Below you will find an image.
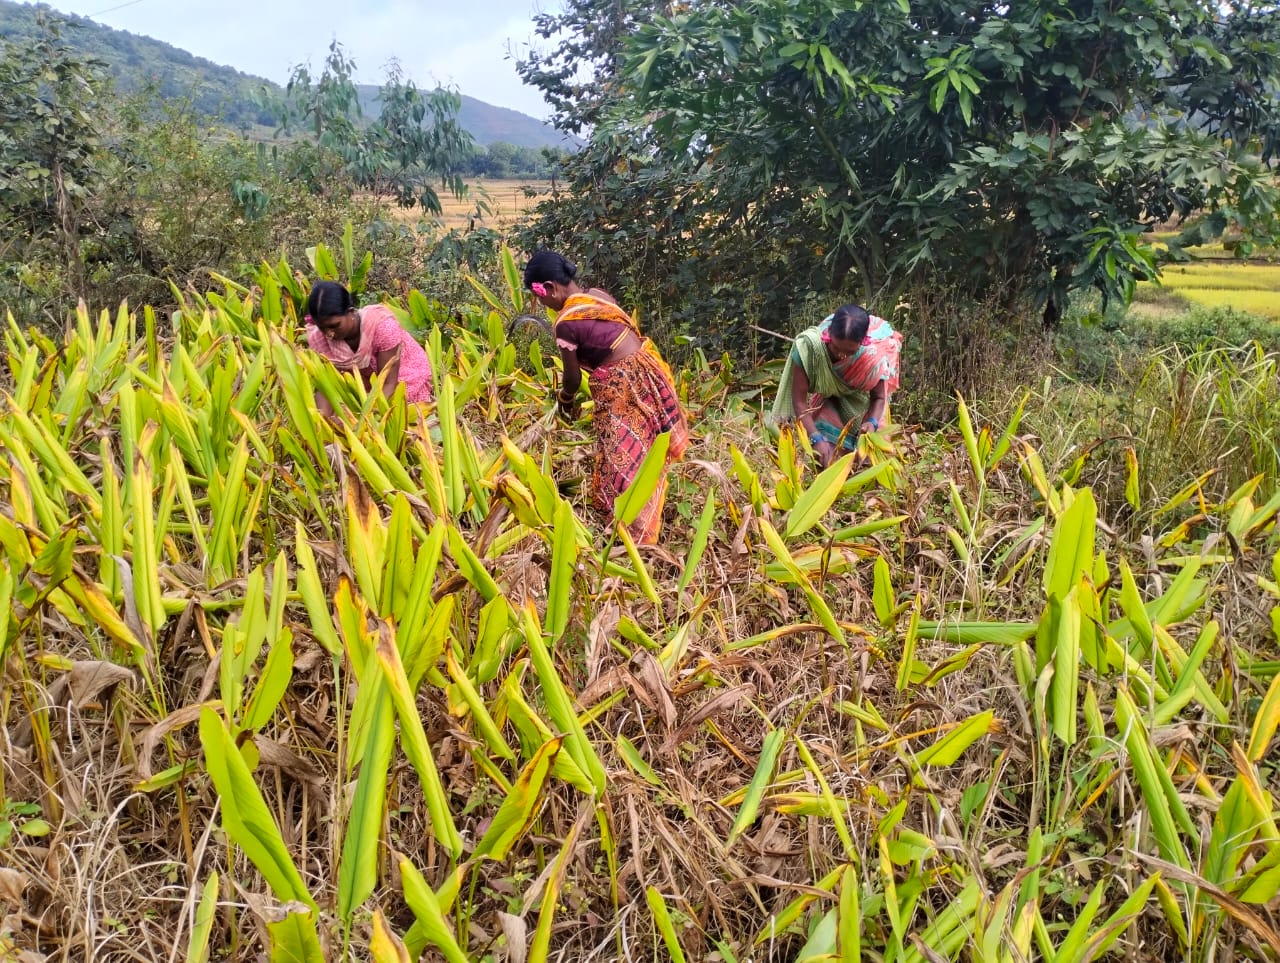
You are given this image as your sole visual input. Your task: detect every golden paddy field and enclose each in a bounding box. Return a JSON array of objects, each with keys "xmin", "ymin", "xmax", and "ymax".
[
  {"xmin": 436, "ymin": 178, "xmax": 553, "ymax": 231},
  {"xmin": 1133, "ymin": 256, "xmax": 1280, "ymax": 320}
]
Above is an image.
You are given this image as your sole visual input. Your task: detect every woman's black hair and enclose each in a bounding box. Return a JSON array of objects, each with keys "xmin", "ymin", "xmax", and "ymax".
[
  {"xmin": 829, "ymin": 303, "xmax": 871, "ymax": 343},
  {"xmin": 307, "ymin": 280, "xmax": 354, "ymax": 321},
  {"xmin": 523, "ymin": 250, "xmax": 577, "ymax": 289}
]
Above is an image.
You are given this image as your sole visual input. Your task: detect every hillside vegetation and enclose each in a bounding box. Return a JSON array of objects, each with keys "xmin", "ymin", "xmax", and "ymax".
[
  {"xmin": 0, "ymin": 247, "xmax": 1278, "ymax": 961},
  {"xmin": 0, "ymin": 0, "xmax": 567, "ymax": 148}
]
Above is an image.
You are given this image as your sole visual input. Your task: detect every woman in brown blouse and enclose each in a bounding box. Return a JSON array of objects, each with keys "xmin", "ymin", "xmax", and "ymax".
[{"xmin": 524, "ymin": 250, "xmax": 689, "ymax": 544}]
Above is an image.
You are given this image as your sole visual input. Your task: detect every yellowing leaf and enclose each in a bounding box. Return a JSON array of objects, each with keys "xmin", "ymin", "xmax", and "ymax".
[
  {"xmin": 474, "ymin": 737, "xmax": 562, "ymax": 861},
  {"xmin": 615, "ymin": 431, "xmax": 671, "ymax": 527},
  {"xmin": 1043, "ymin": 487, "xmax": 1096, "ymax": 601},
  {"xmin": 1124, "ymin": 446, "xmax": 1140, "ymax": 510},
  {"xmin": 913, "ymin": 710, "xmax": 998, "ymax": 767},
  {"xmin": 785, "ymin": 452, "xmax": 854, "ymax": 538},
  {"xmin": 1248, "ymin": 670, "xmax": 1280, "ymax": 762}
]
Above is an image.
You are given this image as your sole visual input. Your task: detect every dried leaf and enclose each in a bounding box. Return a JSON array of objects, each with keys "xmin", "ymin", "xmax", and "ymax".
[
  {"xmin": 253, "ymin": 736, "xmax": 325, "ymax": 788},
  {"xmin": 137, "ymin": 702, "xmax": 217, "ymax": 781},
  {"xmin": 585, "ymin": 603, "xmax": 621, "ymax": 687},
  {"xmin": 496, "ymin": 912, "xmax": 528, "ymax": 963},
  {"xmin": 662, "ymin": 684, "xmax": 755, "ymax": 754},
  {"xmin": 632, "ymin": 650, "xmax": 677, "ymax": 729},
  {"xmin": 64, "ymin": 660, "xmax": 135, "ymax": 709},
  {"xmin": 0, "ymin": 868, "xmax": 28, "ymax": 907}
]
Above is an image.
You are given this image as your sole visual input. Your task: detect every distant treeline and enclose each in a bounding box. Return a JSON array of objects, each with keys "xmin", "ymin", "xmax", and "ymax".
[{"xmin": 454, "ymin": 142, "xmax": 571, "ymax": 179}]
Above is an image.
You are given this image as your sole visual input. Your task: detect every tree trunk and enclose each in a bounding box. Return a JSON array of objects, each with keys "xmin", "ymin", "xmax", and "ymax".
[{"xmin": 53, "ymin": 157, "xmax": 87, "ymax": 310}]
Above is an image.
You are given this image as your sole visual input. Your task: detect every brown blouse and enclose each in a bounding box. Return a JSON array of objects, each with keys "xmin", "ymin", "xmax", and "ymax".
[{"xmin": 555, "ymin": 317, "xmax": 630, "ymax": 371}]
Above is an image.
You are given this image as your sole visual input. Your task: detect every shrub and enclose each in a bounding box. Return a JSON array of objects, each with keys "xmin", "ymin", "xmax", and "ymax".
[{"xmin": 1129, "ymin": 304, "xmax": 1280, "ymax": 352}]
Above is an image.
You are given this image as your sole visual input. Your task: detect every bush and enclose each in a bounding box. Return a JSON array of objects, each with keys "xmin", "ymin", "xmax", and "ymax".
[
  {"xmin": 1052, "ymin": 294, "xmax": 1280, "ymax": 385},
  {"xmin": 1053, "ymin": 292, "xmax": 1132, "ymax": 383},
  {"xmin": 1128, "ymin": 304, "xmax": 1280, "ymax": 352},
  {"xmin": 1026, "ymin": 343, "xmax": 1280, "ymax": 523}
]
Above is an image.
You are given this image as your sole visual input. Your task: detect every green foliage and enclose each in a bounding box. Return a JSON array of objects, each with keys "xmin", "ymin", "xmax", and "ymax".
[
  {"xmin": 0, "ymin": 17, "xmax": 108, "ymax": 316},
  {"xmin": 1026, "ymin": 342, "xmax": 1280, "ymax": 526},
  {"xmin": 0, "ymin": 798, "xmax": 48, "ymax": 847},
  {"xmin": 1, "ymin": 2, "xmax": 563, "ymax": 146},
  {"xmin": 95, "ymin": 98, "xmax": 374, "ymax": 308},
  {"xmin": 453, "ymin": 141, "xmax": 570, "ymax": 179},
  {"xmin": 1055, "ymin": 290, "xmax": 1280, "ymax": 384},
  {"xmin": 0, "ymin": 0, "xmax": 275, "ymax": 129},
  {"xmin": 1133, "ymin": 304, "xmax": 1280, "ymax": 352},
  {"xmin": 0, "ymin": 20, "xmax": 444, "ymax": 324},
  {"xmin": 3, "ymin": 273, "xmax": 1280, "ymax": 960},
  {"xmin": 519, "ymin": 0, "xmax": 1280, "ymax": 340},
  {"xmin": 274, "ymin": 42, "xmax": 472, "ymax": 213}
]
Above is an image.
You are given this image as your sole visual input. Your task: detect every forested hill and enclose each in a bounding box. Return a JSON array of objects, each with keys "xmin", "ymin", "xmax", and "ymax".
[{"xmin": 0, "ymin": 0, "xmax": 571, "ymax": 148}]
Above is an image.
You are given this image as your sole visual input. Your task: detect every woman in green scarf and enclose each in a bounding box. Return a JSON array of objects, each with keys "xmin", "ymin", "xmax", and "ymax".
[{"xmin": 770, "ymin": 304, "xmax": 902, "ymax": 467}]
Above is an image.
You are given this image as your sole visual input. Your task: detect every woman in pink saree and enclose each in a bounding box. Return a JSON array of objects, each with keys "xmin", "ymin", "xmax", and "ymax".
[
  {"xmin": 770, "ymin": 303, "xmax": 902, "ymax": 467},
  {"xmin": 303, "ymin": 281, "xmax": 434, "ymax": 415}
]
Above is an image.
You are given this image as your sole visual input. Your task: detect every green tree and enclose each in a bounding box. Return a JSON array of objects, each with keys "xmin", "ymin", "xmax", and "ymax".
[
  {"xmin": 0, "ymin": 19, "xmax": 411, "ymax": 324},
  {"xmin": 517, "ymin": 5, "xmax": 795, "ymax": 347},
  {"xmin": 520, "ymin": 0, "xmax": 1280, "ymax": 331},
  {"xmin": 277, "ymin": 43, "xmax": 472, "ymax": 213},
  {"xmin": 0, "ymin": 17, "xmax": 108, "ymax": 312},
  {"xmin": 91, "ymin": 94, "xmax": 375, "ymax": 310}
]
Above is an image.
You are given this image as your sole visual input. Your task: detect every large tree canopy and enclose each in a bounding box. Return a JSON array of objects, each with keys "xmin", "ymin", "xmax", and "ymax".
[{"xmin": 521, "ymin": 0, "xmax": 1280, "ymax": 330}]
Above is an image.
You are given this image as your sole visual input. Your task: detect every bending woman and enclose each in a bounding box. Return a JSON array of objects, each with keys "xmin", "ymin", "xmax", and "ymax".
[
  {"xmin": 524, "ymin": 250, "xmax": 689, "ymax": 544},
  {"xmin": 770, "ymin": 304, "xmax": 901, "ymax": 468},
  {"xmin": 304, "ymin": 281, "xmax": 434, "ymax": 414}
]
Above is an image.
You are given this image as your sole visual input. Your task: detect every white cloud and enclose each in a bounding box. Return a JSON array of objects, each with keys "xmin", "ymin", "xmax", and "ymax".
[{"xmin": 25, "ymin": 0, "xmax": 555, "ymax": 118}]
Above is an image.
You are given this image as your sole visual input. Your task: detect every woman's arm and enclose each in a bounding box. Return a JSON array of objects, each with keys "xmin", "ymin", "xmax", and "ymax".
[
  {"xmin": 374, "ymin": 346, "xmax": 402, "ymax": 398},
  {"xmin": 861, "ymin": 381, "xmax": 888, "ymax": 432},
  {"xmin": 559, "ymin": 347, "xmax": 582, "ymax": 402},
  {"xmin": 792, "ymin": 364, "xmax": 829, "ymax": 439},
  {"xmin": 791, "ymin": 363, "xmax": 836, "ymax": 466}
]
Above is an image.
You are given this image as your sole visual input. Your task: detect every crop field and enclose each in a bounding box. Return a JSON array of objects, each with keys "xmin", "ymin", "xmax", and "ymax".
[
  {"xmin": 435, "ymin": 179, "xmax": 554, "ymax": 231},
  {"xmin": 1, "ymin": 247, "xmax": 1279, "ymax": 961},
  {"xmin": 1133, "ymin": 257, "xmax": 1280, "ymax": 320}
]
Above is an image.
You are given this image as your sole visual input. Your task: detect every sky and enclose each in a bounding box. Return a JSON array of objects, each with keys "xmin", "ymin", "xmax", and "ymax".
[{"xmin": 29, "ymin": 0, "xmax": 559, "ymax": 119}]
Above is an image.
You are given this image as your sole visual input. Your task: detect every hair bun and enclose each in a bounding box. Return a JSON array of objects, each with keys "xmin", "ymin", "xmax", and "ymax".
[{"xmin": 563, "ymin": 258, "xmax": 577, "ymax": 279}]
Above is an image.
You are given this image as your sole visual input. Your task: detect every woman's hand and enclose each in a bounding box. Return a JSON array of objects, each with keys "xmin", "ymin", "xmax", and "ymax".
[
  {"xmin": 314, "ymin": 391, "xmax": 337, "ymax": 419},
  {"xmin": 557, "ymin": 390, "xmax": 579, "ymax": 422},
  {"xmin": 814, "ymin": 439, "xmax": 837, "ymax": 467}
]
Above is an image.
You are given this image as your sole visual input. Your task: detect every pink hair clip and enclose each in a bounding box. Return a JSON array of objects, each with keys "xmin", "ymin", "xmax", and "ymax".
[
  {"xmin": 530, "ymin": 282, "xmax": 549, "ymax": 298},
  {"xmin": 862, "ymin": 335, "xmax": 872, "ymax": 345},
  {"xmin": 303, "ymin": 314, "xmax": 313, "ymax": 323},
  {"xmin": 820, "ymin": 330, "xmax": 832, "ymax": 343}
]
